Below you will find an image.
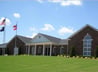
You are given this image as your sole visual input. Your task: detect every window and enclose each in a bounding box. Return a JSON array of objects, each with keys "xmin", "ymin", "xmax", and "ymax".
[{"xmin": 83, "ymin": 34, "xmax": 92, "ymax": 56}]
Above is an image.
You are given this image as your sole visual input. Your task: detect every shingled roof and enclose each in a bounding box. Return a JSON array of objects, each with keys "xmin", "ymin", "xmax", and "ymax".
[
  {"xmin": 2, "ymin": 34, "xmax": 68, "ymax": 46},
  {"xmin": 38, "ymin": 33, "xmax": 61, "ymax": 43},
  {"xmin": 8, "ymin": 35, "xmax": 32, "ymax": 45},
  {"xmin": 0, "ymin": 43, "xmax": 7, "ymax": 48},
  {"xmin": 17, "ymin": 35, "xmax": 32, "ymax": 44},
  {"xmin": 59, "ymin": 39, "xmax": 68, "ymax": 45}
]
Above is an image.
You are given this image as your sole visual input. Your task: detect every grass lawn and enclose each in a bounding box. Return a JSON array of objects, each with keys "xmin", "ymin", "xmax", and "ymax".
[{"xmin": 0, "ymin": 56, "xmax": 98, "ymax": 72}]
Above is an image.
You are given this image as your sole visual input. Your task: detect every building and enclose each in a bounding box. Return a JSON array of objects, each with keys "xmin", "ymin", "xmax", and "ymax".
[
  {"xmin": 0, "ymin": 25, "xmax": 98, "ymax": 56},
  {"xmin": 68, "ymin": 25, "xmax": 98, "ymax": 56}
]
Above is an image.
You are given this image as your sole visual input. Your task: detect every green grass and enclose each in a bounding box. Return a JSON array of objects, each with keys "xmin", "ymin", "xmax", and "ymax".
[{"xmin": 0, "ymin": 56, "xmax": 98, "ymax": 72}]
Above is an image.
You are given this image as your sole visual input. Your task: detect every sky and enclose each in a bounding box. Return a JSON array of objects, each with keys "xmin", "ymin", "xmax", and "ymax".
[{"xmin": 0, "ymin": 0, "xmax": 98, "ymax": 44}]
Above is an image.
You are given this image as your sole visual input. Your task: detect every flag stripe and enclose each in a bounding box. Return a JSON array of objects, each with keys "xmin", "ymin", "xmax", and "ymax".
[
  {"xmin": 0, "ymin": 19, "xmax": 6, "ymax": 25},
  {"xmin": 13, "ymin": 25, "xmax": 17, "ymax": 30}
]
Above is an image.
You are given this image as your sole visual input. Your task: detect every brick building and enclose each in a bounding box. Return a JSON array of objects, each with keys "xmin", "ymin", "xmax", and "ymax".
[{"xmin": 0, "ymin": 25, "xmax": 98, "ymax": 56}]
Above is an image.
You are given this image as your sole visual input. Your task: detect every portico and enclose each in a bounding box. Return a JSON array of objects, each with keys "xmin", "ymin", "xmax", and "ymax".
[
  {"xmin": 25, "ymin": 42, "xmax": 67, "ymax": 56},
  {"xmin": 26, "ymin": 43, "xmax": 54, "ymax": 56}
]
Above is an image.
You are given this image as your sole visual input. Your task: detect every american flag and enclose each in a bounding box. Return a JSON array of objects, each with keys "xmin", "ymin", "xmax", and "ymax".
[
  {"xmin": 13, "ymin": 24, "xmax": 17, "ymax": 30},
  {"xmin": 0, "ymin": 19, "xmax": 6, "ymax": 25}
]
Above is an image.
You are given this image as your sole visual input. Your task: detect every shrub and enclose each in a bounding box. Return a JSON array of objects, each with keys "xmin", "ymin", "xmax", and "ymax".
[
  {"xmin": 70, "ymin": 46, "xmax": 76, "ymax": 57},
  {"xmin": 95, "ymin": 46, "xmax": 98, "ymax": 58}
]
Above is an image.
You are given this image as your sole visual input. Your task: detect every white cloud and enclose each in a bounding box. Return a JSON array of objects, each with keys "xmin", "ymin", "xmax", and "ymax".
[
  {"xmin": 13, "ymin": 13, "xmax": 21, "ymax": 18},
  {"xmin": 37, "ymin": 0, "xmax": 44, "ymax": 3},
  {"xmin": 29, "ymin": 27, "xmax": 37, "ymax": 32},
  {"xmin": 48, "ymin": 0, "xmax": 61, "ymax": 3},
  {"xmin": 37, "ymin": 0, "xmax": 82, "ymax": 6},
  {"xmin": 60, "ymin": 0, "xmax": 82, "ymax": 6},
  {"xmin": 31, "ymin": 33, "xmax": 38, "ymax": 38},
  {"xmin": 41, "ymin": 24, "xmax": 55, "ymax": 31},
  {"xmin": 27, "ymin": 33, "xmax": 38, "ymax": 38},
  {"xmin": 0, "ymin": 17, "xmax": 11, "ymax": 26},
  {"xmin": 58, "ymin": 26, "xmax": 74, "ymax": 35}
]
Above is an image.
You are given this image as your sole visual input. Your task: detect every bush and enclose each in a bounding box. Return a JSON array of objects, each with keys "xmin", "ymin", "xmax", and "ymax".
[
  {"xmin": 94, "ymin": 46, "xmax": 98, "ymax": 58},
  {"xmin": 70, "ymin": 46, "xmax": 76, "ymax": 57}
]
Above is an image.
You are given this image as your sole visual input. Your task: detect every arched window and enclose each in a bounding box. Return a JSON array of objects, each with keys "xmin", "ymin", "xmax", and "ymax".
[{"xmin": 83, "ymin": 34, "xmax": 92, "ymax": 56}]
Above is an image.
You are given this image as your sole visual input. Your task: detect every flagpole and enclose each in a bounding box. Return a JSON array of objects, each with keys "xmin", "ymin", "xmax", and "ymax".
[
  {"xmin": 3, "ymin": 23, "xmax": 6, "ymax": 43},
  {"xmin": 14, "ymin": 22, "xmax": 18, "ymax": 55},
  {"xmin": 3, "ymin": 18, "xmax": 6, "ymax": 55},
  {"xmin": 15, "ymin": 22, "xmax": 17, "ymax": 47}
]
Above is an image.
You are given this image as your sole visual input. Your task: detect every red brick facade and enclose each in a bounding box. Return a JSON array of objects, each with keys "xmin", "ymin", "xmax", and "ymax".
[
  {"xmin": 68, "ymin": 25, "xmax": 98, "ymax": 56},
  {"xmin": 7, "ymin": 37, "xmax": 26, "ymax": 55}
]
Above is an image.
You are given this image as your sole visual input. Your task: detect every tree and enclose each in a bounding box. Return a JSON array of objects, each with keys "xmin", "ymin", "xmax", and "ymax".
[
  {"xmin": 95, "ymin": 46, "xmax": 98, "ymax": 58},
  {"xmin": 70, "ymin": 46, "xmax": 76, "ymax": 57}
]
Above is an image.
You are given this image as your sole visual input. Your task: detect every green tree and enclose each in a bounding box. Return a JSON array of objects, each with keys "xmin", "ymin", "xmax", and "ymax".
[
  {"xmin": 95, "ymin": 46, "xmax": 98, "ymax": 58},
  {"xmin": 70, "ymin": 46, "xmax": 76, "ymax": 57}
]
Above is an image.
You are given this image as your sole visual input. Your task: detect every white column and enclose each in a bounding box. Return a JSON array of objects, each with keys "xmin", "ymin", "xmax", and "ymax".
[
  {"xmin": 28, "ymin": 45, "xmax": 30, "ymax": 55},
  {"xmin": 50, "ymin": 44, "xmax": 52, "ymax": 56},
  {"xmin": 34, "ymin": 44, "xmax": 36, "ymax": 55},
  {"xmin": 43, "ymin": 44, "xmax": 45, "ymax": 56}
]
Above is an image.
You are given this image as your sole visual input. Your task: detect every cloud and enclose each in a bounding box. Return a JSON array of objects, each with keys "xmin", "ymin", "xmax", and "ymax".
[
  {"xmin": 58, "ymin": 26, "xmax": 74, "ymax": 35},
  {"xmin": 60, "ymin": 0, "xmax": 82, "ymax": 6},
  {"xmin": 29, "ymin": 27, "xmax": 37, "ymax": 32},
  {"xmin": 27, "ymin": 33, "xmax": 38, "ymax": 38},
  {"xmin": 37, "ymin": 0, "xmax": 82, "ymax": 6},
  {"xmin": 41, "ymin": 24, "xmax": 55, "ymax": 31},
  {"xmin": 13, "ymin": 13, "xmax": 21, "ymax": 18},
  {"xmin": 0, "ymin": 17, "xmax": 11, "ymax": 26},
  {"xmin": 48, "ymin": 0, "xmax": 61, "ymax": 3},
  {"xmin": 37, "ymin": 0, "xmax": 44, "ymax": 3},
  {"xmin": 31, "ymin": 33, "xmax": 38, "ymax": 38}
]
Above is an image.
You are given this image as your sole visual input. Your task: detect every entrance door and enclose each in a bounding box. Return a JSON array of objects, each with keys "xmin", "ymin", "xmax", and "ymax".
[{"xmin": 45, "ymin": 48, "xmax": 50, "ymax": 56}]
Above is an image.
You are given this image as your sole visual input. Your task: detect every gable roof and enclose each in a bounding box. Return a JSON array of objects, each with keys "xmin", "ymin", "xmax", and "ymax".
[
  {"xmin": 8, "ymin": 35, "xmax": 32, "ymax": 44},
  {"xmin": 35, "ymin": 33, "xmax": 61, "ymax": 43},
  {"xmin": 68, "ymin": 24, "xmax": 98, "ymax": 39},
  {"xmin": 17, "ymin": 35, "xmax": 32, "ymax": 44}
]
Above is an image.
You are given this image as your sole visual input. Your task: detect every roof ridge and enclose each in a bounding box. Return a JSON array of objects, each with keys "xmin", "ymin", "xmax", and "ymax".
[{"xmin": 68, "ymin": 24, "xmax": 97, "ymax": 39}]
